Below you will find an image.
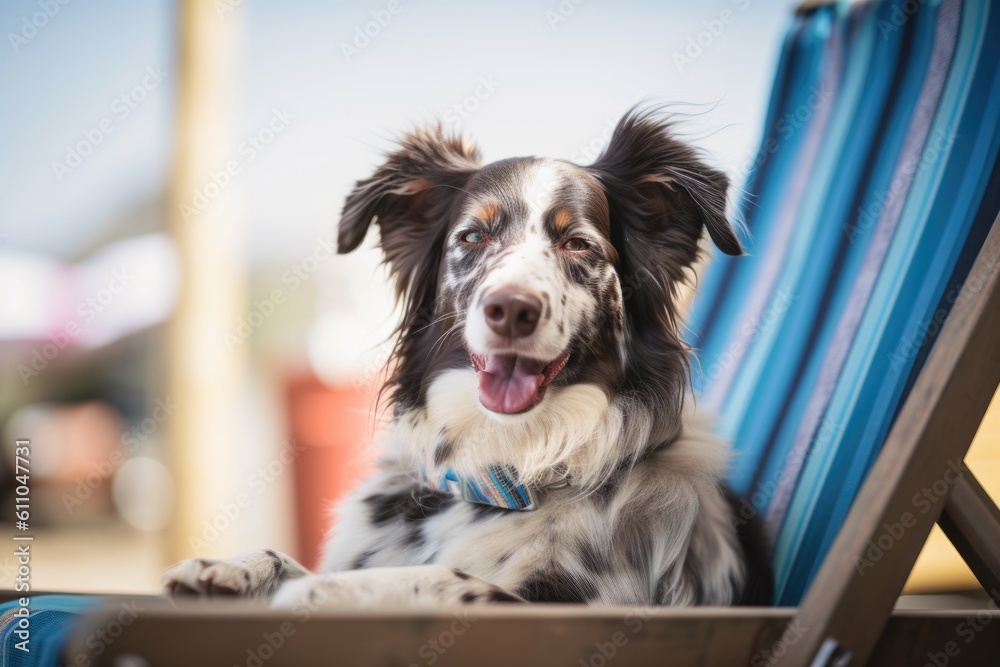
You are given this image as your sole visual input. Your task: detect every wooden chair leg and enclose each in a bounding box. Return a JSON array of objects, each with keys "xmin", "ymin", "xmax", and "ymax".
[{"xmin": 939, "ymin": 468, "xmax": 1000, "ymax": 606}]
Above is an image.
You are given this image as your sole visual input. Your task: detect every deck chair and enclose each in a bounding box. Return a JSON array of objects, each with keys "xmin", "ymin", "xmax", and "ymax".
[{"xmin": 4, "ymin": 0, "xmax": 999, "ymax": 664}]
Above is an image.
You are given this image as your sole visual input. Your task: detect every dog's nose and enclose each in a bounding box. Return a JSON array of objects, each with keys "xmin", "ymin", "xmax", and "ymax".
[{"xmin": 482, "ymin": 290, "xmax": 542, "ymax": 339}]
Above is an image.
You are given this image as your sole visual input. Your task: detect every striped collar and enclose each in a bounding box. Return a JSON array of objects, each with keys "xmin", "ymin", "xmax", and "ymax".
[
  {"xmin": 419, "ymin": 446, "xmax": 571, "ymax": 511},
  {"xmin": 421, "ymin": 461, "xmax": 575, "ymax": 510},
  {"xmin": 430, "ymin": 465, "xmax": 540, "ymax": 510}
]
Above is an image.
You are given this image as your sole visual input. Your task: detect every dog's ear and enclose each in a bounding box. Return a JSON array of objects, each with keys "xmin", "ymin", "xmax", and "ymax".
[
  {"xmin": 338, "ymin": 127, "xmax": 481, "ymax": 299},
  {"xmin": 587, "ymin": 109, "xmax": 744, "ymax": 283}
]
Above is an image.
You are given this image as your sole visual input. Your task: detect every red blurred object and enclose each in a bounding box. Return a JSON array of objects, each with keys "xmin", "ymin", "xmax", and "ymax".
[
  {"xmin": 285, "ymin": 373, "xmax": 379, "ymax": 569},
  {"xmin": 5, "ymin": 400, "xmax": 124, "ymax": 521}
]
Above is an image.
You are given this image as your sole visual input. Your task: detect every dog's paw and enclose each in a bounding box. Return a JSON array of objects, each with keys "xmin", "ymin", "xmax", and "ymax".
[
  {"xmin": 162, "ymin": 558, "xmax": 249, "ymax": 597},
  {"xmin": 270, "ymin": 566, "xmax": 526, "ymax": 610},
  {"xmin": 162, "ymin": 549, "xmax": 307, "ymax": 599}
]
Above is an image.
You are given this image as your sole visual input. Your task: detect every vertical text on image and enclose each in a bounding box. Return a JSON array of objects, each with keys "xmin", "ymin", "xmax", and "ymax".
[{"xmin": 12, "ymin": 438, "xmax": 33, "ymax": 653}]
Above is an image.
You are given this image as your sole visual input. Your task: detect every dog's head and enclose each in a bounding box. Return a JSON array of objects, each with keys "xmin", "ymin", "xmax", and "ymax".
[{"xmin": 338, "ymin": 109, "xmax": 742, "ymax": 449}]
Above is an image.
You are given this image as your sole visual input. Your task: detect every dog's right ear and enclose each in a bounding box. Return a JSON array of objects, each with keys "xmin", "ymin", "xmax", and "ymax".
[{"xmin": 338, "ymin": 127, "xmax": 481, "ymax": 299}]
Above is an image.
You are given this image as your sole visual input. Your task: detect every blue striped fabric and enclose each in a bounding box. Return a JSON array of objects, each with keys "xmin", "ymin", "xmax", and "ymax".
[
  {"xmin": 785, "ymin": 0, "xmax": 1000, "ymax": 602},
  {"xmin": 764, "ymin": 0, "xmax": 957, "ymax": 545},
  {"xmin": 716, "ymin": 1, "xmax": 888, "ymax": 490},
  {"xmin": 688, "ymin": 0, "xmax": 1000, "ymax": 604},
  {"xmin": 0, "ymin": 596, "xmax": 102, "ymax": 667},
  {"xmin": 690, "ymin": 7, "xmax": 838, "ymax": 410}
]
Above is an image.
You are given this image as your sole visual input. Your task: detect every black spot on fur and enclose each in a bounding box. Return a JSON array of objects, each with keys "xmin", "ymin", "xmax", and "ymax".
[
  {"xmin": 453, "ymin": 569, "xmax": 471, "ymax": 580},
  {"xmin": 653, "ymin": 575, "xmax": 668, "ymax": 603},
  {"xmin": 591, "ymin": 477, "xmax": 619, "ymax": 506},
  {"xmin": 365, "ymin": 488, "xmax": 454, "ymax": 525},
  {"xmin": 487, "ymin": 590, "xmax": 522, "ymax": 603},
  {"xmin": 405, "ymin": 525, "xmax": 425, "ymax": 549},
  {"xmin": 496, "ymin": 552, "xmax": 513, "ymax": 565},
  {"xmin": 517, "ymin": 569, "xmax": 596, "ymax": 603},
  {"xmin": 434, "ymin": 440, "xmax": 455, "ymax": 466},
  {"xmin": 351, "ymin": 550, "xmax": 376, "ymax": 570},
  {"xmin": 576, "ymin": 540, "xmax": 612, "ymax": 576},
  {"xmin": 264, "ymin": 550, "xmax": 283, "ymax": 577},
  {"xmin": 623, "ymin": 539, "xmax": 647, "ymax": 574},
  {"xmin": 461, "ymin": 592, "xmax": 478, "ymax": 603},
  {"xmin": 469, "ymin": 502, "xmax": 505, "ymax": 522},
  {"xmin": 724, "ymin": 489, "xmax": 775, "ymax": 606}
]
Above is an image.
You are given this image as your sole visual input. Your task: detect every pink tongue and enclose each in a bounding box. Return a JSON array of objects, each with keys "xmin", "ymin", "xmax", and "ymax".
[{"xmin": 477, "ymin": 355, "xmax": 546, "ymax": 414}]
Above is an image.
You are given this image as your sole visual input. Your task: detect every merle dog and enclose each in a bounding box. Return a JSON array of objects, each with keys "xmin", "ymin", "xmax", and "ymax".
[{"xmin": 164, "ymin": 108, "xmax": 773, "ymax": 609}]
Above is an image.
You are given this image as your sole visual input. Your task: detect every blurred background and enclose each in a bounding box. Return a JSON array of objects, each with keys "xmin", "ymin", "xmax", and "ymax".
[{"xmin": 0, "ymin": 0, "xmax": 994, "ymax": 600}]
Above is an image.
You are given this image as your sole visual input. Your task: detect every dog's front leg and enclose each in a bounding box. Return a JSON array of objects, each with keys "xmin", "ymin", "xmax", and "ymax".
[
  {"xmin": 271, "ymin": 566, "xmax": 525, "ymax": 610},
  {"xmin": 163, "ymin": 549, "xmax": 309, "ymax": 599}
]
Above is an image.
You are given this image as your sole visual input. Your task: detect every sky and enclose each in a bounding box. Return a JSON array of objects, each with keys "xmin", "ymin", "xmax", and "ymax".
[{"xmin": 0, "ymin": 0, "xmax": 799, "ymax": 266}]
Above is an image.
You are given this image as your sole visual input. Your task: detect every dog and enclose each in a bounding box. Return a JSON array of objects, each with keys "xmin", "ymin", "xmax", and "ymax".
[{"xmin": 163, "ymin": 108, "xmax": 773, "ymax": 609}]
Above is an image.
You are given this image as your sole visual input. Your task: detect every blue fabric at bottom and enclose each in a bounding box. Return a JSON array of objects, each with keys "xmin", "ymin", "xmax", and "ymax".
[{"xmin": 0, "ymin": 596, "xmax": 102, "ymax": 667}]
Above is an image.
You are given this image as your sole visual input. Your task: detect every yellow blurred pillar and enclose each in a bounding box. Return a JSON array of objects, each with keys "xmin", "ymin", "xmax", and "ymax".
[{"xmin": 165, "ymin": 0, "xmax": 246, "ymax": 562}]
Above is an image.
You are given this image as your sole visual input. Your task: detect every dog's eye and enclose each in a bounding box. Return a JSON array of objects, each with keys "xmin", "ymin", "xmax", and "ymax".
[
  {"xmin": 563, "ymin": 237, "xmax": 590, "ymax": 252},
  {"xmin": 460, "ymin": 230, "xmax": 486, "ymax": 244}
]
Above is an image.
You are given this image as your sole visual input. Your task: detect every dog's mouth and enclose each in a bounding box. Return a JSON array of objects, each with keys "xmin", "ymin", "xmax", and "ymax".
[{"xmin": 468, "ymin": 350, "xmax": 570, "ymax": 415}]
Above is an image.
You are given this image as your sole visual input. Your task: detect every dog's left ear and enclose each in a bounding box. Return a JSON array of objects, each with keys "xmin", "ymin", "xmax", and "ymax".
[
  {"xmin": 587, "ymin": 109, "xmax": 744, "ymax": 275},
  {"xmin": 338, "ymin": 127, "xmax": 481, "ymax": 301}
]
